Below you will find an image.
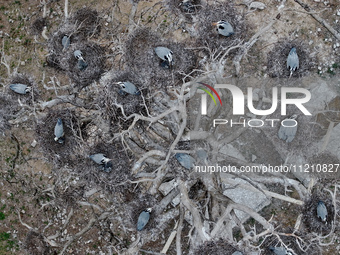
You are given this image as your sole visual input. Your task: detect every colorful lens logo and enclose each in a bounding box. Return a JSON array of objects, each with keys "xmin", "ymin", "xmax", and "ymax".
[{"xmin": 198, "ymin": 82, "xmax": 222, "ymax": 106}]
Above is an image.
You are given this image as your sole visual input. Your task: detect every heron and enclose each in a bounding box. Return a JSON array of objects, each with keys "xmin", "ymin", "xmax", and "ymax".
[
  {"xmin": 269, "ymin": 246, "xmax": 293, "ymax": 255},
  {"xmin": 180, "ymin": 0, "xmax": 195, "ymax": 13},
  {"xmin": 54, "ymin": 118, "xmax": 65, "ymax": 144},
  {"xmin": 9, "ymin": 84, "xmax": 31, "ymax": 95},
  {"xmin": 175, "ymin": 153, "xmax": 195, "ymax": 169},
  {"xmin": 74, "ymin": 50, "xmax": 88, "ymax": 71},
  {"xmin": 62, "ymin": 35, "xmax": 70, "ymax": 50},
  {"xmin": 317, "ymin": 200, "xmax": 328, "ymax": 223},
  {"xmin": 232, "ymin": 251, "xmax": 243, "ymax": 255},
  {"xmin": 278, "ymin": 115, "xmax": 298, "ymax": 143},
  {"xmin": 287, "ymin": 47, "xmax": 299, "ymax": 77},
  {"xmin": 212, "ymin": 20, "xmax": 234, "ymax": 37},
  {"xmin": 89, "ymin": 153, "xmax": 113, "ymax": 173},
  {"xmin": 154, "ymin": 47, "xmax": 173, "ymax": 68},
  {"xmin": 196, "ymin": 149, "xmax": 208, "ymax": 164},
  {"xmin": 116, "ymin": 81, "xmax": 141, "ymax": 95},
  {"xmin": 137, "ymin": 208, "xmax": 152, "ymax": 231}
]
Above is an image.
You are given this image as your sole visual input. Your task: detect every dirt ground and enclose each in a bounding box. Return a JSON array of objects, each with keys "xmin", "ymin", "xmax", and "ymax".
[{"xmin": 0, "ymin": 0, "xmax": 340, "ymax": 254}]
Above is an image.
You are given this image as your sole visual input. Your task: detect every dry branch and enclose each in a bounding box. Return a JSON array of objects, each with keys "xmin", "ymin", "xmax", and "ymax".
[{"xmin": 294, "ymin": 0, "xmax": 340, "ymax": 40}]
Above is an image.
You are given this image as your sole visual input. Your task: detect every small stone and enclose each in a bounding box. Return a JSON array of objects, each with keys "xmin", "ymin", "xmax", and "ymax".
[
  {"xmin": 21, "ymin": 61, "xmax": 25, "ymax": 66},
  {"xmin": 249, "ymin": 1, "xmax": 266, "ymax": 10},
  {"xmin": 159, "ymin": 179, "xmax": 177, "ymax": 196},
  {"xmin": 31, "ymin": 140, "xmax": 37, "ymax": 147},
  {"xmin": 171, "ymin": 194, "xmax": 180, "ymax": 207}
]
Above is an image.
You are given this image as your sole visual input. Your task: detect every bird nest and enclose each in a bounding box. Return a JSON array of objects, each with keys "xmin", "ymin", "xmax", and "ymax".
[
  {"xmin": 70, "ymin": 7, "xmax": 102, "ymax": 38},
  {"xmin": 46, "ymin": 22, "xmax": 86, "ymax": 70},
  {"xmin": 267, "ymin": 39, "xmax": 317, "ymax": 78},
  {"xmin": 63, "ymin": 42, "xmax": 107, "ymax": 88},
  {"xmin": 195, "ymin": 1, "xmax": 247, "ymax": 55},
  {"xmin": 125, "ymin": 27, "xmax": 198, "ymax": 89},
  {"xmin": 260, "ymin": 230, "xmax": 319, "ymax": 255},
  {"xmin": 70, "ymin": 141, "xmax": 134, "ymax": 192},
  {"xmin": 24, "ymin": 230, "xmax": 50, "ymax": 255},
  {"xmin": 196, "ymin": 239, "xmax": 241, "ymax": 255},
  {"xmin": 302, "ymin": 192, "xmax": 335, "ymax": 234},
  {"xmin": 128, "ymin": 193, "xmax": 159, "ymax": 231},
  {"xmin": 35, "ymin": 109, "xmax": 82, "ymax": 168},
  {"xmin": 46, "ymin": 10, "xmax": 106, "ymax": 88},
  {"xmin": 98, "ymin": 71, "xmax": 150, "ymax": 132},
  {"xmin": 166, "ymin": 0, "xmax": 203, "ymax": 20},
  {"xmin": 54, "ymin": 183, "xmax": 85, "ymax": 209},
  {"xmin": 30, "ymin": 17, "xmax": 47, "ymax": 35}
]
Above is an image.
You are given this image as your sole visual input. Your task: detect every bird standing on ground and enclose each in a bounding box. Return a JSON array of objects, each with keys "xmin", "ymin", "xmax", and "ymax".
[
  {"xmin": 62, "ymin": 35, "xmax": 70, "ymax": 50},
  {"xmin": 231, "ymin": 251, "xmax": 243, "ymax": 255},
  {"xmin": 9, "ymin": 84, "xmax": 31, "ymax": 95},
  {"xmin": 212, "ymin": 20, "xmax": 234, "ymax": 37},
  {"xmin": 287, "ymin": 47, "xmax": 299, "ymax": 77},
  {"xmin": 269, "ymin": 246, "xmax": 293, "ymax": 255},
  {"xmin": 175, "ymin": 153, "xmax": 195, "ymax": 169},
  {"xmin": 196, "ymin": 149, "xmax": 208, "ymax": 164},
  {"xmin": 317, "ymin": 200, "xmax": 328, "ymax": 223},
  {"xmin": 54, "ymin": 118, "xmax": 65, "ymax": 144},
  {"xmin": 74, "ymin": 50, "xmax": 88, "ymax": 71},
  {"xmin": 89, "ymin": 153, "xmax": 113, "ymax": 172},
  {"xmin": 137, "ymin": 208, "xmax": 152, "ymax": 231},
  {"xmin": 116, "ymin": 81, "xmax": 141, "ymax": 95},
  {"xmin": 154, "ymin": 47, "xmax": 174, "ymax": 68},
  {"xmin": 278, "ymin": 115, "xmax": 298, "ymax": 143}
]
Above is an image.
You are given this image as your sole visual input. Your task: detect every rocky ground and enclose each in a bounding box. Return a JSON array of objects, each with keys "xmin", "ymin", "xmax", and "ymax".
[{"xmin": 0, "ymin": 0, "xmax": 340, "ymax": 254}]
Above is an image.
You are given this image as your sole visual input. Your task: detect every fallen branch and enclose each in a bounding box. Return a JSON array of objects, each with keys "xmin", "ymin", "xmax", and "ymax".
[
  {"xmin": 160, "ymin": 221, "xmax": 178, "ymax": 254},
  {"xmin": 294, "ymin": 0, "xmax": 340, "ymax": 40},
  {"xmin": 59, "ymin": 211, "xmax": 110, "ymax": 255}
]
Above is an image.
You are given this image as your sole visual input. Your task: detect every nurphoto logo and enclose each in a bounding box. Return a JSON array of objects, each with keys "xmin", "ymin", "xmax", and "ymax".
[{"xmin": 199, "ymin": 84, "xmax": 312, "ymax": 116}]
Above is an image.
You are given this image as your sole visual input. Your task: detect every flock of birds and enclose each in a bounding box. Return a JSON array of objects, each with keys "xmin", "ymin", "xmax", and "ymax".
[{"xmin": 8, "ymin": 16, "xmax": 325, "ymax": 246}]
